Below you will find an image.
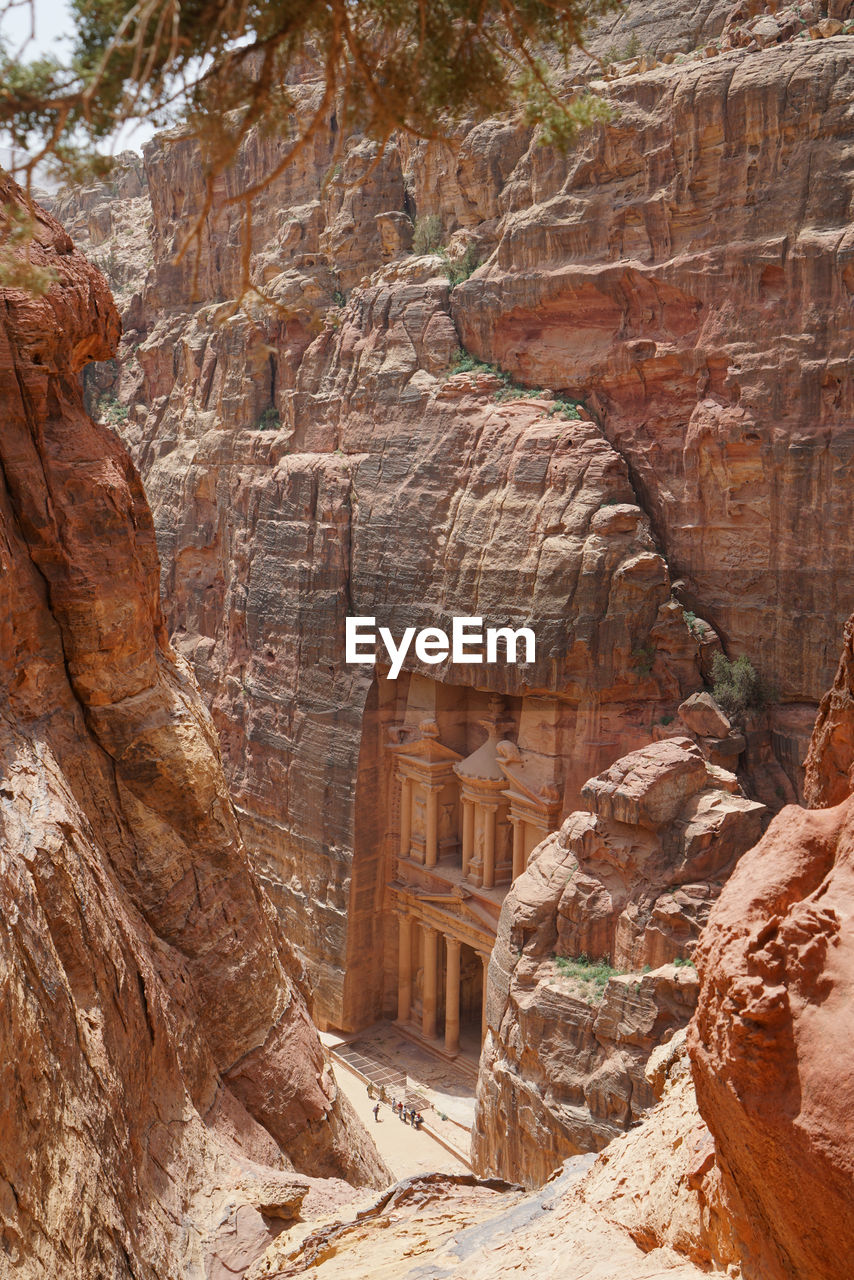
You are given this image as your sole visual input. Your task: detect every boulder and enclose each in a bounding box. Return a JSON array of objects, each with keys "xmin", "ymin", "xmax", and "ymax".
[{"xmin": 677, "ymin": 692, "xmax": 732, "ymax": 739}]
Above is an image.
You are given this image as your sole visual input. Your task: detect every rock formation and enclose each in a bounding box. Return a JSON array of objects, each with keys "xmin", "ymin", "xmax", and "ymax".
[
  {"xmin": 690, "ymin": 797, "xmax": 854, "ymax": 1279},
  {"xmin": 0, "ymin": 174, "xmax": 386, "ymax": 1280},
  {"xmin": 473, "ymin": 738, "xmax": 765, "ymax": 1185},
  {"xmin": 57, "ymin": 3, "xmax": 847, "ymax": 1032},
  {"xmin": 4, "ymin": 3, "xmax": 854, "ymax": 1275},
  {"xmin": 455, "ymin": 30, "xmax": 854, "ymax": 712},
  {"xmin": 804, "ymin": 611, "xmax": 854, "ymax": 806},
  {"xmin": 689, "ymin": 607, "xmax": 854, "ymax": 1280},
  {"xmin": 117, "ymin": 235, "xmax": 708, "ymax": 1028},
  {"xmin": 238, "ymin": 1035, "xmax": 739, "ymax": 1279}
]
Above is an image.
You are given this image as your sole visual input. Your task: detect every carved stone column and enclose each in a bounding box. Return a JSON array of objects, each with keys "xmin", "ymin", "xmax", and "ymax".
[
  {"xmin": 482, "ymin": 804, "xmax": 496, "ymax": 889},
  {"xmin": 444, "ymin": 936, "xmax": 461, "ymax": 1056},
  {"xmin": 425, "ymin": 786, "xmax": 439, "ymax": 868},
  {"xmin": 461, "ymin": 799, "xmax": 474, "ymax": 876},
  {"xmin": 399, "ymin": 775, "xmax": 412, "ymax": 858},
  {"xmin": 422, "ymin": 925, "xmax": 439, "ymax": 1039},
  {"xmin": 511, "ymin": 815, "xmax": 525, "ymax": 881},
  {"xmin": 397, "ymin": 912, "xmax": 412, "ymax": 1023}
]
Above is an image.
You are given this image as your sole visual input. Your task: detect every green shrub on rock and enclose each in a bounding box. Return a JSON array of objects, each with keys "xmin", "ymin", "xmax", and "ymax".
[{"xmin": 711, "ymin": 652, "xmax": 765, "ymax": 723}]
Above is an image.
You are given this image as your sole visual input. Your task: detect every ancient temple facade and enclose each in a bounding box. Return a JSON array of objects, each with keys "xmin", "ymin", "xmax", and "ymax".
[
  {"xmin": 332, "ymin": 666, "xmax": 675, "ymax": 1046},
  {"xmin": 379, "ymin": 678, "xmax": 563, "ymax": 1059}
]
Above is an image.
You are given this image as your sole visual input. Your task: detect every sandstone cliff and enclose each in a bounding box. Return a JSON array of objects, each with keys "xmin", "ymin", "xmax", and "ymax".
[
  {"xmin": 690, "ymin": 797, "xmax": 854, "ymax": 1280},
  {"xmin": 6, "ymin": 3, "xmax": 854, "ymax": 1275},
  {"xmin": 688, "ymin": 608, "xmax": 854, "ymax": 1280},
  {"xmin": 0, "ymin": 175, "xmax": 385, "ymax": 1280},
  {"xmin": 65, "ymin": 4, "xmax": 850, "ymax": 1031},
  {"xmin": 804, "ymin": 611, "xmax": 854, "ymax": 806},
  {"xmin": 473, "ymin": 738, "xmax": 765, "ymax": 1185}
]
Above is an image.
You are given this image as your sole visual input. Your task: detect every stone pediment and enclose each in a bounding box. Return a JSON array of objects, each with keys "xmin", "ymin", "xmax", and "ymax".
[
  {"xmin": 395, "ymin": 737, "xmax": 463, "ymax": 765},
  {"xmin": 394, "ymin": 881, "xmax": 499, "ymax": 936},
  {"xmin": 498, "ymin": 745, "xmax": 561, "ymax": 810},
  {"xmin": 455, "ymin": 733, "xmax": 509, "ymax": 783},
  {"xmin": 456, "ymin": 696, "xmax": 516, "ymax": 784}
]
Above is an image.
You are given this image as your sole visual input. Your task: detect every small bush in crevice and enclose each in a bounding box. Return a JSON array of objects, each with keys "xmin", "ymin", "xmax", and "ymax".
[
  {"xmin": 98, "ymin": 391, "xmax": 128, "ymax": 425},
  {"xmin": 448, "ymin": 347, "xmax": 583, "ymax": 419},
  {"xmin": 632, "ymin": 643, "xmax": 656, "ymax": 676},
  {"xmin": 440, "ymin": 243, "xmax": 481, "ymax": 287},
  {"xmin": 553, "ymin": 953, "xmax": 625, "ymax": 1004},
  {"xmin": 412, "ymin": 213, "xmax": 443, "ymax": 255},
  {"xmin": 258, "ymin": 407, "xmax": 281, "ymax": 431},
  {"xmin": 710, "ymin": 652, "xmax": 767, "ymax": 723}
]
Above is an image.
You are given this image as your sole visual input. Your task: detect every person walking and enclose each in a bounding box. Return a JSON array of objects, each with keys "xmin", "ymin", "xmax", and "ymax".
[{"xmin": 372, "ymin": 1102, "xmax": 380, "ymax": 1122}]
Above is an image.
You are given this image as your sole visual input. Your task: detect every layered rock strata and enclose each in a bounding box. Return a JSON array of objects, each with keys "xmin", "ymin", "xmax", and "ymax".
[
  {"xmin": 473, "ymin": 738, "xmax": 765, "ymax": 1185},
  {"xmin": 804, "ymin": 611, "xmax": 854, "ymax": 806},
  {"xmin": 0, "ymin": 177, "xmax": 385, "ymax": 1280},
  {"xmin": 690, "ymin": 796, "xmax": 854, "ymax": 1280},
  {"xmin": 119, "ymin": 247, "xmax": 706, "ymax": 1026},
  {"xmin": 52, "ymin": 6, "xmax": 854, "ymax": 1034},
  {"xmin": 455, "ymin": 34, "xmax": 854, "ymax": 709},
  {"xmin": 689, "ymin": 609, "xmax": 854, "ymax": 1280}
]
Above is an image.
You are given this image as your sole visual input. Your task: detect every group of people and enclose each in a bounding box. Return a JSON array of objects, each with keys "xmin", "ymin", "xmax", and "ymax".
[{"xmin": 368, "ymin": 1083, "xmax": 424, "ymax": 1129}]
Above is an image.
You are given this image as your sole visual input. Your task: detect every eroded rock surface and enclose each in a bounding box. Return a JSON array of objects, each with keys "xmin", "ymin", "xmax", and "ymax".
[
  {"xmin": 69, "ymin": 16, "xmax": 852, "ymax": 1027},
  {"xmin": 245, "ymin": 1039, "xmax": 735, "ymax": 1279},
  {"xmin": 690, "ymin": 796, "xmax": 854, "ymax": 1280},
  {"xmin": 472, "ymin": 739, "xmax": 765, "ymax": 1185},
  {"xmin": 683, "ymin": 606, "xmax": 854, "ymax": 1279},
  {"xmin": 805, "ymin": 611, "xmax": 854, "ymax": 807},
  {"xmin": 0, "ymin": 175, "xmax": 385, "ymax": 1280},
  {"xmin": 456, "ymin": 36, "xmax": 854, "ymax": 709},
  {"xmin": 118, "ymin": 239, "xmax": 707, "ymax": 1026}
]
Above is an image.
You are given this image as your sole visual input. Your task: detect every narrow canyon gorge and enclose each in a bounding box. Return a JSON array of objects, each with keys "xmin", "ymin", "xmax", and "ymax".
[{"xmin": 2, "ymin": 0, "xmax": 854, "ymax": 1276}]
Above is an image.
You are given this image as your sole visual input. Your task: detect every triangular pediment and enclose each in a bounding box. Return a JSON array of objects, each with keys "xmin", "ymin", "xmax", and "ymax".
[
  {"xmin": 500, "ymin": 757, "xmax": 561, "ymax": 809},
  {"xmin": 390, "ymin": 735, "xmax": 463, "ymax": 765}
]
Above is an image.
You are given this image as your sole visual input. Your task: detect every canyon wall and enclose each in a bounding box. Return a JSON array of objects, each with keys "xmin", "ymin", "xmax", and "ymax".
[
  {"xmin": 455, "ymin": 33, "xmax": 854, "ymax": 711},
  {"xmin": 0, "ymin": 177, "xmax": 385, "ymax": 1280},
  {"xmin": 5, "ymin": 5, "xmax": 854, "ymax": 1277},
  {"xmin": 233, "ymin": 609, "xmax": 854, "ymax": 1277},
  {"xmin": 687, "ymin": 613, "xmax": 854, "ymax": 1280},
  {"xmin": 69, "ymin": 1, "xmax": 854, "ymax": 1031},
  {"xmin": 690, "ymin": 796, "xmax": 854, "ymax": 1280},
  {"xmin": 111, "ymin": 182, "xmax": 710, "ymax": 1028}
]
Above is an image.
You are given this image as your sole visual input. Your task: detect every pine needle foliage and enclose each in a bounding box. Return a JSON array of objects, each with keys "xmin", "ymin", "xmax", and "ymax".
[{"xmin": 0, "ymin": 0, "xmax": 621, "ymax": 287}]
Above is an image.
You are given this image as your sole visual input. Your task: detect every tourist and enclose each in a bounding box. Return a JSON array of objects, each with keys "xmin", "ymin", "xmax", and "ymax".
[{"xmin": 372, "ymin": 1102, "xmax": 380, "ymax": 1122}]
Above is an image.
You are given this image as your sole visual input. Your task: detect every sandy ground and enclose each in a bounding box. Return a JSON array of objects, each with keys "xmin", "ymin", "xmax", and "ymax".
[
  {"xmin": 333, "ymin": 1058, "xmax": 471, "ymax": 1180},
  {"xmin": 322, "ymin": 1022, "xmax": 479, "ymax": 1159}
]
